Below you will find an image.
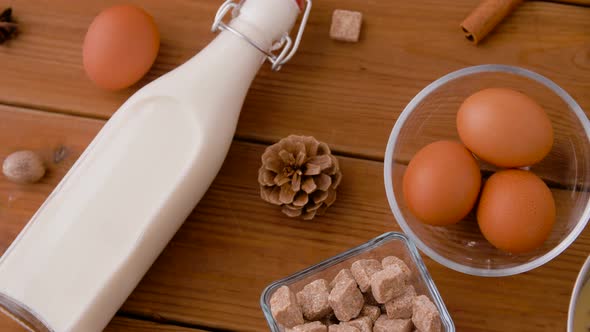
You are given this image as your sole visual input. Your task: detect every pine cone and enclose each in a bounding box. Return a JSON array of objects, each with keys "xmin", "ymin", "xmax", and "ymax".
[{"xmin": 259, "ymin": 135, "xmax": 342, "ymax": 220}]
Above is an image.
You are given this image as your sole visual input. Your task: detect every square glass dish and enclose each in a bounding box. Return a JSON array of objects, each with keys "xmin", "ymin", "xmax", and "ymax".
[{"xmin": 260, "ymin": 232, "xmax": 455, "ymax": 331}]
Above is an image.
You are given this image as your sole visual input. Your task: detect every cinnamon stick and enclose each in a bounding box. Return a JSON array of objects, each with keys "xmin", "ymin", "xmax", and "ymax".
[{"xmin": 460, "ymin": 0, "xmax": 523, "ymax": 44}]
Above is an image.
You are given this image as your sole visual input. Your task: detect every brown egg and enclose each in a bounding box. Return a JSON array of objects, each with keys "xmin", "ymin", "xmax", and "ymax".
[
  {"xmin": 83, "ymin": 5, "xmax": 160, "ymax": 90},
  {"xmin": 477, "ymin": 169, "xmax": 556, "ymax": 253},
  {"xmin": 456, "ymin": 88, "xmax": 553, "ymax": 168},
  {"xmin": 403, "ymin": 140, "xmax": 481, "ymax": 226}
]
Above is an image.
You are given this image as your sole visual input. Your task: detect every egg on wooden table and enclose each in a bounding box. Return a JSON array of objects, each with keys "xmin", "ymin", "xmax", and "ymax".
[
  {"xmin": 402, "ymin": 140, "xmax": 482, "ymax": 226},
  {"xmin": 83, "ymin": 5, "xmax": 160, "ymax": 90},
  {"xmin": 477, "ymin": 169, "xmax": 556, "ymax": 253},
  {"xmin": 456, "ymin": 88, "xmax": 553, "ymax": 168}
]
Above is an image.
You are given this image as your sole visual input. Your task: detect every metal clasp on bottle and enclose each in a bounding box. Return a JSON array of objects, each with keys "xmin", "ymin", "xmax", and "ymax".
[{"xmin": 211, "ymin": 0, "xmax": 312, "ymax": 71}]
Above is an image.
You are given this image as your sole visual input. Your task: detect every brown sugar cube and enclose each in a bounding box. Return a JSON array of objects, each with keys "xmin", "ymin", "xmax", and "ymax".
[
  {"xmin": 412, "ymin": 295, "xmax": 441, "ymax": 332},
  {"xmin": 297, "ymin": 279, "xmax": 333, "ymax": 320},
  {"xmin": 328, "ymin": 324, "xmax": 360, "ymax": 332},
  {"xmin": 351, "ymin": 259, "xmax": 382, "ymax": 292},
  {"xmin": 360, "ymin": 304, "xmax": 380, "ymax": 323},
  {"xmin": 270, "ymin": 285, "xmax": 304, "ymax": 328},
  {"xmin": 328, "ymin": 278, "xmax": 364, "ymax": 322},
  {"xmin": 382, "ymin": 256, "xmax": 412, "ymax": 281},
  {"xmin": 385, "ymin": 285, "xmax": 417, "ymax": 319},
  {"xmin": 288, "ymin": 321, "xmax": 328, "ymax": 332},
  {"xmin": 330, "ymin": 268, "xmax": 355, "ymax": 289},
  {"xmin": 347, "ymin": 316, "xmax": 373, "ymax": 332},
  {"xmin": 374, "ymin": 315, "xmax": 413, "ymax": 332},
  {"xmin": 330, "ymin": 9, "xmax": 362, "ymax": 42},
  {"xmin": 370, "ymin": 265, "xmax": 406, "ymax": 304}
]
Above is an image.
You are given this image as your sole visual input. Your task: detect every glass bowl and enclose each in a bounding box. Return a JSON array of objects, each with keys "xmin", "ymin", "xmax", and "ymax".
[
  {"xmin": 568, "ymin": 255, "xmax": 590, "ymax": 332},
  {"xmin": 384, "ymin": 64, "xmax": 590, "ymax": 277},
  {"xmin": 260, "ymin": 232, "xmax": 455, "ymax": 331}
]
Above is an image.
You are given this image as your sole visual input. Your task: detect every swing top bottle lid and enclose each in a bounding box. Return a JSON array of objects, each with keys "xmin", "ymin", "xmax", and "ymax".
[{"xmin": 211, "ymin": 0, "xmax": 312, "ymax": 71}]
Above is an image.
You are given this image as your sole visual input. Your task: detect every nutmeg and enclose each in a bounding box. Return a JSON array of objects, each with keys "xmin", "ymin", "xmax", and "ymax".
[{"xmin": 2, "ymin": 150, "xmax": 46, "ymax": 184}]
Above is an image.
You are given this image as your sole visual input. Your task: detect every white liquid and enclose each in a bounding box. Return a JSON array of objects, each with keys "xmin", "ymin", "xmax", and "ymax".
[
  {"xmin": 0, "ymin": 0, "xmax": 299, "ymax": 330},
  {"xmin": 574, "ymin": 281, "xmax": 590, "ymax": 332}
]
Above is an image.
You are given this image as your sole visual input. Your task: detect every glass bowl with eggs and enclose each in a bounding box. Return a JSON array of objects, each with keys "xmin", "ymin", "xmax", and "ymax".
[{"xmin": 384, "ymin": 64, "xmax": 590, "ymax": 277}]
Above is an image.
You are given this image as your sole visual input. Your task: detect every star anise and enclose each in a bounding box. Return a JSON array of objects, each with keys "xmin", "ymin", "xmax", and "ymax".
[{"xmin": 0, "ymin": 8, "xmax": 18, "ymax": 45}]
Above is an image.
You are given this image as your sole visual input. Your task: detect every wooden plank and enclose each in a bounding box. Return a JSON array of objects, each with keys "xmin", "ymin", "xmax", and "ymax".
[
  {"xmin": 127, "ymin": 143, "xmax": 589, "ymax": 332},
  {"xmin": 105, "ymin": 317, "xmax": 207, "ymax": 332},
  {"xmin": 0, "ymin": 314, "xmax": 205, "ymax": 332},
  {"xmin": 0, "ymin": 0, "xmax": 588, "ymax": 160},
  {"xmin": 0, "ymin": 105, "xmax": 588, "ymax": 331}
]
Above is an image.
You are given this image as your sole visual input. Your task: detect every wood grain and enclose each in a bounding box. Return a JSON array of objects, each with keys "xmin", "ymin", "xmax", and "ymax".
[
  {"xmin": 0, "ymin": 0, "xmax": 588, "ymax": 160},
  {"xmin": 105, "ymin": 317, "xmax": 207, "ymax": 332},
  {"xmin": 0, "ymin": 106, "xmax": 588, "ymax": 331},
  {"xmin": 0, "ymin": 314, "xmax": 204, "ymax": 332}
]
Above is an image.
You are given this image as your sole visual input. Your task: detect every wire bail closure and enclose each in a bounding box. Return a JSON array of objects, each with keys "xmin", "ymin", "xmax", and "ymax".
[{"xmin": 211, "ymin": 0, "xmax": 312, "ymax": 71}]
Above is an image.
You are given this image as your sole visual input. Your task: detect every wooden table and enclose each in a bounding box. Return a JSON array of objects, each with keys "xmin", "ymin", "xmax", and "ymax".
[{"xmin": 0, "ymin": 0, "xmax": 588, "ymax": 331}]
